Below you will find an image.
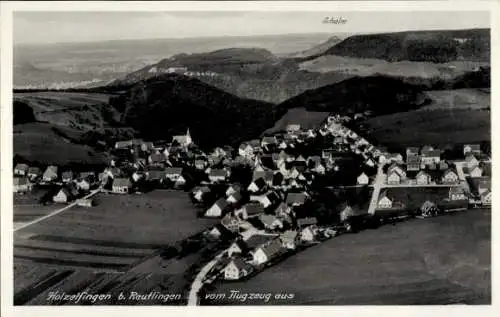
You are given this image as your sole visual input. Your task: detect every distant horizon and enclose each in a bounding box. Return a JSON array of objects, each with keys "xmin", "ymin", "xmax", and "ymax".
[
  {"xmin": 14, "ymin": 11, "xmax": 490, "ymax": 45},
  {"xmin": 13, "ymin": 27, "xmax": 490, "ymax": 47}
]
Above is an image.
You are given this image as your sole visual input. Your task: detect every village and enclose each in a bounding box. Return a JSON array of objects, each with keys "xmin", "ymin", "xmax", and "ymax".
[{"xmin": 13, "ymin": 110, "xmax": 492, "ymax": 297}]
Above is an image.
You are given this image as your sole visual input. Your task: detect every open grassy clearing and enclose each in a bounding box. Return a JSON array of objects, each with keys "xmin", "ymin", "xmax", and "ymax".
[
  {"xmin": 424, "ymin": 89, "xmax": 490, "ymax": 110},
  {"xmin": 361, "ymin": 108, "xmax": 490, "ymax": 148},
  {"xmin": 264, "ymin": 107, "xmax": 329, "ymax": 135},
  {"xmin": 204, "ymin": 209, "xmax": 490, "ymax": 305}
]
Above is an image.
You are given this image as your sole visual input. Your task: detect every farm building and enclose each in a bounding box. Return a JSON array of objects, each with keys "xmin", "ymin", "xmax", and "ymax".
[
  {"xmin": 421, "ymin": 149, "xmax": 441, "ymax": 165},
  {"xmin": 112, "ymin": 178, "xmax": 132, "ymax": 194},
  {"xmin": 416, "ymin": 171, "xmax": 431, "ymax": 185},
  {"xmin": 237, "ymin": 203, "xmax": 264, "ymax": 219},
  {"xmin": 224, "ymin": 257, "xmax": 253, "ymax": 280},
  {"xmin": 205, "ymin": 198, "xmax": 230, "ymax": 217},
  {"xmin": 449, "ymin": 187, "xmax": 467, "ymax": 201},
  {"xmin": 280, "ymin": 230, "xmax": 299, "ymax": 250},
  {"xmin": 251, "ymin": 239, "xmax": 284, "ymax": 265},
  {"xmin": 406, "ymin": 155, "xmax": 421, "ymax": 171},
  {"xmin": 13, "ymin": 177, "xmax": 32, "ymax": 193},
  {"xmin": 285, "ymin": 192, "xmax": 309, "ymax": 207},
  {"xmin": 14, "ymin": 163, "xmax": 29, "ymax": 176},
  {"xmin": 387, "ymin": 171, "xmax": 401, "ymax": 185},
  {"xmin": 377, "ymin": 190, "xmax": 393, "ymax": 209},
  {"xmin": 42, "ymin": 165, "xmax": 58, "ymax": 182},
  {"xmin": 357, "ymin": 172, "xmax": 369, "ymax": 185},
  {"xmin": 208, "ymin": 169, "xmax": 230, "ymax": 183}
]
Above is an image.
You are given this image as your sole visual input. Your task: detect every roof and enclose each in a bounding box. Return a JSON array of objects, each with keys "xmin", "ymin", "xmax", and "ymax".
[
  {"xmin": 27, "ymin": 167, "xmax": 41, "ymax": 173},
  {"xmin": 280, "ymin": 230, "xmax": 298, "ymax": 242},
  {"xmin": 213, "ymin": 198, "xmax": 230, "ymax": 210},
  {"xmin": 421, "ymin": 149, "xmax": 441, "ymax": 157},
  {"xmin": 464, "ymin": 144, "xmax": 481, "ymax": 151},
  {"xmin": 297, "ymin": 217, "xmax": 318, "ymax": 227},
  {"xmin": 478, "ymin": 179, "xmax": 491, "ymax": 189},
  {"xmin": 113, "ymin": 178, "xmax": 132, "ymax": 187},
  {"xmin": 62, "ymin": 171, "xmax": 73, "ymax": 178},
  {"xmin": 228, "ymin": 257, "xmax": 253, "ymax": 272},
  {"xmin": 248, "ymin": 139, "xmax": 261, "ymax": 147},
  {"xmin": 244, "ymin": 234, "xmax": 274, "ymax": 249},
  {"xmin": 249, "ymin": 178, "xmax": 267, "ymax": 189},
  {"xmin": 210, "ymin": 169, "xmax": 228, "ymax": 177},
  {"xmin": 228, "ymin": 191, "xmax": 242, "ymax": 201},
  {"xmin": 449, "ymin": 186, "xmax": 465, "ymax": 194},
  {"xmin": 407, "ymin": 155, "xmax": 421, "ymax": 164},
  {"xmin": 262, "ymin": 136, "xmax": 277, "ymax": 144},
  {"xmin": 242, "ymin": 202, "xmax": 264, "ymax": 216},
  {"xmin": 465, "ymin": 153, "xmax": 478, "ymax": 162},
  {"xmin": 192, "ymin": 186, "xmax": 210, "ymax": 193},
  {"xmin": 45, "ymin": 165, "xmax": 58, "ymax": 173},
  {"xmin": 149, "ymin": 153, "xmax": 165, "ymax": 163},
  {"xmin": 259, "ymin": 239, "xmax": 284, "ymax": 259},
  {"xmin": 286, "ymin": 124, "xmax": 301, "ymax": 131},
  {"xmin": 15, "ymin": 163, "xmax": 29, "ymax": 171},
  {"xmin": 252, "ymin": 170, "xmax": 273, "ymax": 182},
  {"xmin": 165, "ymin": 167, "xmax": 183, "ymax": 175},
  {"xmin": 147, "ymin": 170, "xmax": 165, "ymax": 180},
  {"xmin": 274, "ymin": 202, "xmax": 290, "ymax": 214},
  {"xmin": 406, "ymin": 147, "xmax": 420, "ymax": 154},
  {"xmin": 259, "ymin": 214, "xmax": 278, "ymax": 226},
  {"xmin": 286, "ymin": 192, "xmax": 308, "ymax": 205}
]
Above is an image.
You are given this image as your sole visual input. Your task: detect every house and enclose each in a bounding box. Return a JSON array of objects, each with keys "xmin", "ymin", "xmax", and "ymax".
[
  {"xmin": 208, "ymin": 169, "xmax": 230, "ymax": 183},
  {"xmin": 62, "ymin": 171, "xmax": 74, "ymax": 183},
  {"xmin": 247, "ymin": 178, "xmax": 267, "ymax": 194},
  {"xmin": 238, "ymin": 142, "xmax": 255, "ymax": 158},
  {"xmin": 225, "ymin": 183, "xmax": 242, "ymax": 197},
  {"xmin": 27, "ymin": 167, "xmax": 41, "ymax": 180},
  {"xmin": 261, "ymin": 136, "xmax": 278, "ymax": 148},
  {"xmin": 227, "ymin": 240, "xmax": 250, "ymax": 257},
  {"xmin": 42, "ymin": 165, "xmax": 58, "ymax": 182},
  {"xmin": 465, "ymin": 153, "xmax": 479, "ymax": 169},
  {"xmin": 339, "ymin": 204, "xmax": 358, "ymax": 222},
  {"xmin": 421, "ymin": 149, "xmax": 441, "ymax": 165},
  {"xmin": 251, "ymin": 239, "xmax": 284, "ymax": 265},
  {"xmin": 114, "ymin": 140, "xmax": 133, "ymax": 149},
  {"xmin": 259, "ymin": 214, "xmax": 283, "ymax": 230},
  {"xmin": 377, "ymin": 190, "xmax": 393, "ymax": 209},
  {"xmin": 478, "ymin": 179, "xmax": 491, "ymax": 195},
  {"xmin": 416, "ymin": 171, "xmax": 431, "ymax": 185},
  {"xmin": 469, "ymin": 166, "xmax": 483, "ymax": 178},
  {"xmin": 172, "ymin": 128, "xmax": 193, "ymax": 147},
  {"xmin": 13, "ymin": 177, "xmax": 32, "ymax": 193},
  {"xmin": 438, "ymin": 161, "xmax": 449, "ymax": 171},
  {"xmin": 164, "ymin": 167, "xmax": 184, "ymax": 182},
  {"xmin": 300, "ymin": 226, "xmax": 316, "ymax": 242},
  {"xmin": 227, "ymin": 191, "xmax": 243, "ymax": 204},
  {"xmin": 286, "ymin": 124, "xmax": 301, "ymax": 133},
  {"xmin": 406, "ymin": 147, "xmax": 420, "ymax": 158},
  {"xmin": 297, "ymin": 217, "xmax": 318, "ymax": 229},
  {"xmin": 112, "ymin": 178, "xmax": 132, "ymax": 194},
  {"xmin": 75, "ymin": 178, "xmax": 91, "ymax": 192},
  {"xmin": 250, "ymin": 191, "xmax": 280, "ymax": 209},
  {"xmin": 387, "ymin": 163, "xmax": 406, "ymax": 178},
  {"xmin": 224, "ymin": 257, "xmax": 253, "ymax": 280},
  {"xmin": 148, "ymin": 153, "xmax": 166, "ymax": 165},
  {"xmin": 387, "ymin": 170, "xmax": 401, "ymax": 185},
  {"xmin": 406, "ymin": 155, "xmax": 421, "ymax": 171},
  {"xmin": 442, "ymin": 169, "xmax": 459, "ymax": 184},
  {"xmin": 205, "ymin": 198, "xmax": 231, "ymax": 217},
  {"xmin": 274, "ymin": 202, "xmax": 292, "ymax": 216},
  {"xmin": 449, "ymin": 187, "xmax": 467, "ymax": 201},
  {"xmin": 463, "ymin": 144, "xmax": 481, "ymax": 156},
  {"xmin": 365, "ymin": 158, "xmax": 376, "ymax": 168},
  {"xmin": 285, "ymin": 192, "xmax": 309, "ymax": 207},
  {"xmin": 14, "ymin": 163, "xmax": 29, "ymax": 176},
  {"xmin": 280, "ymin": 230, "xmax": 299, "ymax": 249},
  {"xmin": 357, "ymin": 172, "xmax": 369, "ymax": 185},
  {"xmin": 53, "ymin": 185, "xmax": 79, "ymax": 203},
  {"xmin": 480, "ymin": 190, "xmax": 491, "ymax": 206},
  {"xmin": 237, "ymin": 202, "xmax": 265, "ymax": 219},
  {"xmin": 191, "ymin": 186, "xmax": 211, "ymax": 203}
]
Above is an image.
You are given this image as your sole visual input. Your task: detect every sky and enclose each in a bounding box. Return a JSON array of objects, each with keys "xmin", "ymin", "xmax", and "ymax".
[{"xmin": 14, "ymin": 11, "xmax": 491, "ymax": 45}]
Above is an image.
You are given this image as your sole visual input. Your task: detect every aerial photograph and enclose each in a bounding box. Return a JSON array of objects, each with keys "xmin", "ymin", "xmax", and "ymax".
[{"xmin": 11, "ymin": 9, "xmax": 491, "ymax": 306}]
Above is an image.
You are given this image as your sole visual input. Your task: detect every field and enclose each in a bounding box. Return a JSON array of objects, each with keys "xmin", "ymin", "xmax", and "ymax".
[
  {"xmin": 204, "ymin": 209, "xmax": 490, "ymax": 305},
  {"xmin": 299, "ymin": 55, "xmax": 488, "ymax": 79},
  {"xmin": 14, "ymin": 190, "xmax": 219, "ymax": 303},
  {"xmin": 14, "ymin": 122, "xmax": 110, "ymax": 165},
  {"xmin": 361, "ymin": 108, "xmax": 490, "ymax": 148},
  {"xmin": 424, "ymin": 89, "xmax": 490, "ymax": 110},
  {"xmin": 264, "ymin": 107, "xmax": 330, "ymax": 135}
]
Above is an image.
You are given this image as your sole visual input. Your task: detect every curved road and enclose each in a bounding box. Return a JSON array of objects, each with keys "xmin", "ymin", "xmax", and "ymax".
[{"xmin": 187, "ymin": 249, "xmax": 227, "ymax": 306}]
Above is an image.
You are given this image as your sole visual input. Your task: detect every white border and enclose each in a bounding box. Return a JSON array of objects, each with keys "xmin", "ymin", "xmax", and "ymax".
[{"xmin": 1, "ymin": 1, "xmax": 498, "ymax": 317}]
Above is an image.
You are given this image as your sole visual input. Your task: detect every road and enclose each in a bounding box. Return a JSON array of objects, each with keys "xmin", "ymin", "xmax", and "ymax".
[
  {"xmin": 14, "ymin": 188, "xmax": 101, "ymax": 232},
  {"xmin": 187, "ymin": 249, "xmax": 227, "ymax": 306},
  {"xmin": 367, "ymin": 163, "xmax": 385, "ymax": 215}
]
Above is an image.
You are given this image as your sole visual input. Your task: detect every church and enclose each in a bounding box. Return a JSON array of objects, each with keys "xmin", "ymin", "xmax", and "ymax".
[{"xmin": 172, "ymin": 128, "xmax": 193, "ymax": 147}]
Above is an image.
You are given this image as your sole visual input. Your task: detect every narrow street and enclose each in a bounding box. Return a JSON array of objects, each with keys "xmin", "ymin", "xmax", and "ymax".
[
  {"xmin": 187, "ymin": 249, "xmax": 227, "ymax": 306},
  {"xmin": 368, "ymin": 164, "xmax": 385, "ymax": 215}
]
